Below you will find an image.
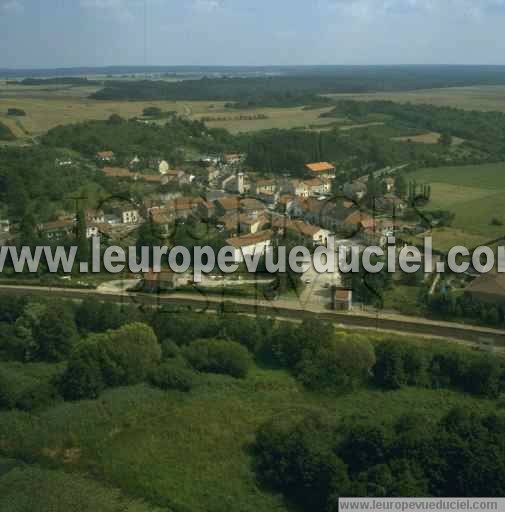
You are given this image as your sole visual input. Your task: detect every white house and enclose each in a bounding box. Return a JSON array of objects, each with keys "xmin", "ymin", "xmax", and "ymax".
[
  {"xmin": 158, "ymin": 160, "xmax": 170, "ymax": 175},
  {"xmin": 226, "ymin": 230, "xmax": 273, "ymax": 264},
  {"xmin": 117, "ymin": 209, "xmax": 140, "ymax": 224}
]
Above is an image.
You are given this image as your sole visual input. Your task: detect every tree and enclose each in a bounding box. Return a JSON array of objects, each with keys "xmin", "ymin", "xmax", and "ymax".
[
  {"xmin": 183, "ymin": 339, "xmax": 252, "ymax": 378},
  {"xmin": 297, "ymin": 334, "xmax": 376, "ymax": 390},
  {"xmin": 59, "ymin": 338, "xmax": 107, "ymax": 400},
  {"xmin": 107, "ymin": 113, "xmax": 124, "ymax": 125},
  {"xmin": 34, "ymin": 305, "xmax": 78, "ymax": 362},
  {"xmin": 373, "ymin": 342, "xmax": 407, "ymax": 390},
  {"xmin": 105, "ymin": 322, "xmax": 161, "ymax": 385},
  {"xmin": 143, "ymin": 106, "xmax": 163, "ymax": 117},
  {"xmin": 136, "ymin": 213, "xmax": 166, "ymax": 264},
  {"xmin": 394, "ymin": 174, "xmax": 407, "ymax": 199},
  {"xmin": 75, "ymin": 209, "xmax": 89, "ymax": 263},
  {"xmin": 439, "ymin": 132, "xmax": 453, "ymax": 146}
]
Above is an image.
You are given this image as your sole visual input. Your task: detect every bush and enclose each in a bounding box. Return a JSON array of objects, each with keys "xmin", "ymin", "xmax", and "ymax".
[
  {"xmin": 160, "ymin": 339, "xmax": 181, "ymax": 359},
  {"xmin": 7, "ymin": 108, "xmax": 26, "ymax": 116},
  {"xmin": 0, "ymin": 362, "xmax": 62, "ymax": 410},
  {"xmin": 296, "ymin": 334, "xmax": 376, "ymax": 390},
  {"xmin": 183, "ymin": 339, "xmax": 252, "ymax": 378},
  {"xmin": 149, "ymin": 361, "xmax": 195, "ymax": 392}
]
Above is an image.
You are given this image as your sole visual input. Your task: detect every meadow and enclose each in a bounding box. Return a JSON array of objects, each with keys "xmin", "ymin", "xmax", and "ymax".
[
  {"xmin": 407, "ymin": 162, "xmax": 505, "ymax": 250},
  {"xmin": 328, "ymin": 85, "xmax": 505, "ymax": 113},
  {"xmin": 0, "ymin": 82, "xmax": 334, "ymax": 138},
  {"xmin": 0, "ymin": 362, "xmax": 496, "ymax": 512}
]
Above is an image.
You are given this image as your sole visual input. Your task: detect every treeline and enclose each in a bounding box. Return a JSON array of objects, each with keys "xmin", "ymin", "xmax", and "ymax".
[
  {"xmin": 2, "ymin": 296, "xmax": 503, "ymax": 411},
  {"xmin": 16, "ymin": 77, "xmax": 101, "ymax": 86},
  {"xmin": 426, "ymin": 289, "xmax": 505, "ymax": 328},
  {"xmin": 90, "ymin": 66, "xmax": 505, "ymax": 103},
  {"xmin": 327, "ymin": 99, "xmax": 505, "ymax": 157},
  {"xmin": 254, "ymin": 407, "xmax": 505, "ymax": 508}
]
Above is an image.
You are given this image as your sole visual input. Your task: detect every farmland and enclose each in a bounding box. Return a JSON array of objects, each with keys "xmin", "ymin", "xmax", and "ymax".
[
  {"xmin": 328, "ymin": 85, "xmax": 505, "ymax": 113},
  {"xmin": 0, "ymin": 82, "xmax": 335, "ymax": 139},
  {"xmin": 407, "ymin": 162, "xmax": 505, "ymax": 250}
]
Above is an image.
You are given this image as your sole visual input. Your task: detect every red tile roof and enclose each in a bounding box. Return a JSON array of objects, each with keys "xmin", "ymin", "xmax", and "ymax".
[{"xmin": 305, "ymin": 162, "xmax": 335, "ymax": 173}]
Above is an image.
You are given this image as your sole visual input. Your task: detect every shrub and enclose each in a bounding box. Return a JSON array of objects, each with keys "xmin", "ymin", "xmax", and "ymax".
[
  {"xmin": 0, "ymin": 362, "xmax": 61, "ymax": 410},
  {"xmin": 105, "ymin": 323, "xmax": 162, "ymax": 385},
  {"xmin": 7, "ymin": 108, "xmax": 26, "ymax": 116},
  {"xmin": 183, "ymin": 339, "xmax": 252, "ymax": 378},
  {"xmin": 296, "ymin": 334, "xmax": 376, "ymax": 390},
  {"xmin": 149, "ymin": 361, "xmax": 195, "ymax": 392},
  {"xmin": 160, "ymin": 339, "xmax": 181, "ymax": 359}
]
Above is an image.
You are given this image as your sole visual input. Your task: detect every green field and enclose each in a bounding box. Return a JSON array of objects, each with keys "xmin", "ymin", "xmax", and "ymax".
[
  {"xmin": 328, "ymin": 85, "xmax": 505, "ymax": 113},
  {"xmin": 0, "ymin": 82, "xmax": 335, "ymax": 138},
  {"xmin": 0, "ymin": 362, "xmax": 497, "ymax": 512},
  {"xmin": 407, "ymin": 162, "xmax": 505, "ymax": 250}
]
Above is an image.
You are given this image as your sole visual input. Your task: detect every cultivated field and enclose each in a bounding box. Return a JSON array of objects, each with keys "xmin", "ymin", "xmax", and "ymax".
[
  {"xmin": 407, "ymin": 162, "xmax": 505, "ymax": 250},
  {"xmin": 328, "ymin": 85, "xmax": 505, "ymax": 112},
  {"xmin": 0, "ymin": 82, "xmax": 335, "ymax": 139}
]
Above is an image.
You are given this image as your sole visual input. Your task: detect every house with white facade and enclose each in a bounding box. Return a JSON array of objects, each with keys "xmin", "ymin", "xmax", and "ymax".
[{"xmin": 226, "ymin": 230, "xmax": 273, "ymax": 264}]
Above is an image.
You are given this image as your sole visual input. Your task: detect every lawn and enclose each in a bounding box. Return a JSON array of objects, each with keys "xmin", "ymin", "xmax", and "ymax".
[
  {"xmin": 0, "ymin": 364, "xmax": 497, "ymax": 512},
  {"xmin": 407, "ymin": 162, "xmax": 505, "ymax": 250}
]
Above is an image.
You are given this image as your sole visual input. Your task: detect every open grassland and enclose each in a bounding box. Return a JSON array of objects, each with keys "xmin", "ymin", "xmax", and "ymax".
[
  {"xmin": 408, "ymin": 162, "xmax": 505, "ymax": 251},
  {"xmin": 327, "ymin": 85, "xmax": 505, "ymax": 112},
  {"xmin": 0, "ymin": 82, "xmax": 335, "ymax": 138},
  {"xmin": 0, "ymin": 362, "xmax": 497, "ymax": 512}
]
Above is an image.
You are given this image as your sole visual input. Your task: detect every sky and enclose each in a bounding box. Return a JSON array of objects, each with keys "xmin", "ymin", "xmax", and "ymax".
[{"xmin": 1, "ymin": 0, "xmax": 505, "ymax": 68}]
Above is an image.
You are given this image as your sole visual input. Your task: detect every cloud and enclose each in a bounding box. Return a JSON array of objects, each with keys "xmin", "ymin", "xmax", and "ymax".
[{"xmin": 1, "ymin": 0, "xmax": 23, "ymax": 13}]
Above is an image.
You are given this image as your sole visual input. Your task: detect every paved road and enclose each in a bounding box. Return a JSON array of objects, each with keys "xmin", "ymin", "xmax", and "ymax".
[{"xmin": 1, "ymin": 283, "xmax": 504, "ymax": 348}]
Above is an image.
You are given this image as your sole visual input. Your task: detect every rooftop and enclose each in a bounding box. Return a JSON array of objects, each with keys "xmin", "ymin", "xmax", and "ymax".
[
  {"xmin": 226, "ymin": 230, "xmax": 273, "ymax": 249},
  {"xmin": 306, "ymin": 162, "xmax": 335, "ymax": 173}
]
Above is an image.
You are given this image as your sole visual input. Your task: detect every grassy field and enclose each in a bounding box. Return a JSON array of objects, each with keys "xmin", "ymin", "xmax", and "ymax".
[
  {"xmin": 327, "ymin": 85, "xmax": 505, "ymax": 112},
  {"xmin": 407, "ymin": 162, "xmax": 505, "ymax": 250},
  {"xmin": 0, "ymin": 359, "xmax": 497, "ymax": 512},
  {"xmin": 0, "ymin": 82, "xmax": 335, "ymax": 138}
]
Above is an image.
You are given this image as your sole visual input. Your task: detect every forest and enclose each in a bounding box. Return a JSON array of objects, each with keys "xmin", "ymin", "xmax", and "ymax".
[{"xmin": 89, "ymin": 66, "xmax": 505, "ymax": 103}]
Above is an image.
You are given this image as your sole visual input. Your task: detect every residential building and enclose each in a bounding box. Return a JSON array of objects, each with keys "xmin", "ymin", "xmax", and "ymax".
[
  {"xmin": 305, "ymin": 162, "xmax": 336, "ymax": 179},
  {"xmin": 214, "ymin": 196, "xmax": 241, "ymax": 217},
  {"xmin": 96, "ymin": 151, "xmax": 115, "ymax": 162},
  {"xmin": 226, "ymin": 230, "xmax": 273, "ymax": 264},
  {"xmin": 167, "ymin": 197, "xmax": 204, "ymax": 220},
  {"xmin": 343, "ymin": 181, "xmax": 368, "ymax": 201},
  {"xmin": 239, "ymin": 214, "xmax": 269, "ymax": 235},
  {"xmin": 158, "ymin": 160, "xmax": 170, "ymax": 174},
  {"xmin": 223, "ymin": 153, "xmax": 245, "ymax": 165},
  {"xmin": 102, "ymin": 167, "xmax": 138, "ymax": 180},
  {"xmin": 39, "ymin": 219, "xmax": 74, "ymax": 240},
  {"xmin": 113, "ymin": 208, "xmax": 140, "ymax": 225},
  {"xmin": 240, "ymin": 197, "xmax": 267, "ymax": 215},
  {"xmin": 254, "ymin": 179, "xmax": 277, "ymax": 196},
  {"xmin": 85, "ymin": 209, "xmax": 105, "ymax": 225}
]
